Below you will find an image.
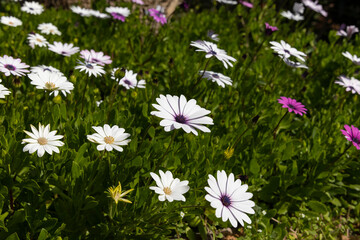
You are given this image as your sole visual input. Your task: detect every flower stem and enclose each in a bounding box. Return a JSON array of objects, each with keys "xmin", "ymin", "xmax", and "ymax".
[
  {"xmin": 80, "ymin": 77, "xmax": 90, "ymax": 115},
  {"xmin": 194, "ymin": 58, "xmax": 211, "ymax": 87},
  {"xmin": 331, "ymin": 144, "xmax": 352, "ymax": 167},
  {"xmin": 154, "ymin": 131, "xmax": 177, "ymax": 171},
  {"xmin": 272, "ymin": 111, "xmax": 288, "ymax": 139}
]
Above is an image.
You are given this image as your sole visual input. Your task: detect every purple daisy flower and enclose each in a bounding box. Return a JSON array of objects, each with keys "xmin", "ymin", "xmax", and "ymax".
[
  {"xmin": 265, "ymin": 22, "xmax": 278, "ymax": 36},
  {"xmin": 277, "ymin": 97, "xmax": 307, "ymax": 116},
  {"xmin": 148, "ymin": 8, "xmax": 167, "ymax": 25},
  {"xmin": 341, "ymin": 125, "xmax": 360, "ymax": 150}
]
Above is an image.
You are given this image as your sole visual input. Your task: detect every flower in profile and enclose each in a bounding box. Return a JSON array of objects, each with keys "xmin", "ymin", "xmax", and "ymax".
[
  {"xmin": 277, "ymin": 97, "xmax": 307, "ymax": 116},
  {"xmin": 89, "ymin": 10, "xmax": 109, "ymax": 19},
  {"xmin": 28, "ymin": 71, "xmax": 74, "ymax": 96},
  {"xmin": 0, "ymin": 80, "xmax": 11, "ymax": 99},
  {"xmin": 282, "ymin": 57, "xmax": 308, "ymax": 69},
  {"xmin": 87, "ymin": 124, "xmax": 131, "ymax": 152},
  {"xmin": 302, "ymin": 0, "xmax": 327, "ymax": 17},
  {"xmin": 148, "ymin": 8, "xmax": 167, "ymax": 25},
  {"xmin": 31, "ymin": 65, "xmax": 62, "ymax": 74},
  {"xmin": 0, "ymin": 55, "xmax": 30, "ymax": 77},
  {"xmin": 27, "ymin": 33, "xmax": 48, "ymax": 49},
  {"xmin": 132, "ymin": 0, "xmax": 144, "ymax": 4},
  {"xmin": 199, "ymin": 70, "xmax": 232, "ymax": 88},
  {"xmin": 281, "ymin": 2, "xmax": 304, "ymax": 21},
  {"xmin": 216, "ymin": 0, "xmax": 237, "ymax": 4},
  {"xmin": 21, "ymin": 1, "xmax": 44, "ymax": 15},
  {"xmin": 75, "ymin": 61, "xmax": 105, "ymax": 77},
  {"xmin": 239, "ymin": 0, "xmax": 253, "ymax": 8},
  {"xmin": 342, "ymin": 52, "xmax": 360, "ymax": 65},
  {"xmin": 265, "ymin": 23, "xmax": 278, "ymax": 36},
  {"xmin": 1, "ymin": 16, "xmax": 22, "ymax": 27},
  {"xmin": 22, "ymin": 123, "xmax": 64, "ymax": 157},
  {"xmin": 108, "ymin": 182, "xmax": 134, "ymax": 204},
  {"xmin": 113, "ymin": 69, "xmax": 146, "ymax": 89},
  {"xmin": 105, "ymin": 7, "xmax": 130, "ymax": 22},
  {"xmin": 70, "ymin": 6, "xmax": 93, "ymax": 17},
  {"xmin": 80, "ymin": 49, "xmax": 112, "ymax": 66},
  {"xmin": 151, "ymin": 94, "xmax": 214, "ymax": 135},
  {"xmin": 207, "ymin": 30, "xmax": 219, "ymax": 42},
  {"xmin": 270, "ymin": 40, "xmax": 306, "ymax": 62},
  {"xmin": 191, "ymin": 40, "xmax": 237, "ymax": 69},
  {"xmin": 341, "ymin": 125, "xmax": 360, "ymax": 150},
  {"xmin": 335, "ymin": 76, "xmax": 360, "ymax": 95},
  {"xmin": 149, "ymin": 170, "xmax": 190, "ymax": 202},
  {"xmin": 337, "ymin": 25, "xmax": 359, "ymax": 39},
  {"xmin": 38, "ymin": 23, "xmax": 61, "ymax": 35},
  {"xmin": 48, "ymin": 42, "xmax": 79, "ymax": 57},
  {"xmin": 205, "ymin": 170, "xmax": 255, "ymax": 228}
]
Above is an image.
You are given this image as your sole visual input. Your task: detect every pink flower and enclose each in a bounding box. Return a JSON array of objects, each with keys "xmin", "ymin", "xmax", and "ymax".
[
  {"xmin": 239, "ymin": 0, "xmax": 253, "ymax": 8},
  {"xmin": 132, "ymin": 0, "xmax": 144, "ymax": 5},
  {"xmin": 277, "ymin": 97, "xmax": 307, "ymax": 116},
  {"xmin": 148, "ymin": 8, "xmax": 167, "ymax": 25},
  {"xmin": 341, "ymin": 125, "xmax": 360, "ymax": 150},
  {"xmin": 265, "ymin": 22, "xmax": 278, "ymax": 36}
]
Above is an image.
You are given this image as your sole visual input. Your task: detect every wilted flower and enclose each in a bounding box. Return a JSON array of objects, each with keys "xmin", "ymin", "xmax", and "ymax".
[
  {"xmin": 265, "ymin": 22, "xmax": 278, "ymax": 36},
  {"xmin": 335, "ymin": 75, "xmax": 360, "ymax": 94},
  {"xmin": 38, "ymin": 23, "xmax": 61, "ymax": 35},
  {"xmin": 0, "ymin": 80, "xmax": 11, "ymax": 99},
  {"xmin": 151, "ymin": 94, "xmax": 214, "ymax": 135},
  {"xmin": 28, "ymin": 71, "xmax": 74, "ymax": 96},
  {"xmin": 278, "ymin": 97, "xmax": 307, "ymax": 116},
  {"xmin": 302, "ymin": 0, "xmax": 327, "ymax": 17},
  {"xmin": 80, "ymin": 49, "xmax": 112, "ymax": 66},
  {"xmin": 0, "ymin": 55, "xmax": 30, "ymax": 77},
  {"xmin": 48, "ymin": 42, "xmax": 79, "ymax": 57},
  {"xmin": 199, "ymin": 70, "xmax": 232, "ymax": 88},
  {"xmin": 337, "ymin": 25, "xmax": 359, "ymax": 39},
  {"xmin": 1, "ymin": 16, "xmax": 22, "ymax": 27},
  {"xmin": 342, "ymin": 52, "xmax": 360, "ymax": 65},
  {"xmin": 105, "ymin": 7, "xmax": 130, "ymax": 21},
  {"xmin": 191, "ymin": 40, "xmax": 236, "ymax": 69},
  {"xmin": 149, "ymin": 170, "xmax": 190, "ymax": 202},
  {"xmin": 21, "ymin": 1, "xmax": 44, "ymax": 15},
  {"xmin": 108, "ymin": 182, "xmax": 134, "ymax": 204},
  {"xmin": 87, "ymin": 124, "xmax": 131, "ymax": 152},
  {"xmin": 148, "ymin": 8, "xmax": 167, "ymax": 25},
  {"xmin": 205, "ymin": 170, "xmax": 255, "ymax": 227},
  {"xmin": 27, "ymin": 33, "xmax": 48, "ymax": 49},
  {"xmin": 22, "ymin": 123, "xmax": 64, "ymax": 157},
  {"xmin": 341, "ymin": 125, "xmax": 360, "ymax": 150}
]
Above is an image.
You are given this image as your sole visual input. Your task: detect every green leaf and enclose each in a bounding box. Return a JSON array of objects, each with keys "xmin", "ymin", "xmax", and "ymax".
[
  {"xmin": 308, "ymin": 200, "xmax": 328, "ymax": 214},
  {"xmin": 5, "ymin": 233, "xmax": 20, "ymax": 240},
  {"xmin": 186, "ymin": 227, "xmax": 196, "ymax": 240},
  {"xmin": 74, "ymin": 143, "xmax": 88, "ymax": 164},
  {"xmin": 131, "ymin": 156, "xmax": 142, "ymax": 167},
  {"xmin": 37, "ymin": 228, "xmax": 49, "ymax": 240},
  {"xmin": 148, "ymin": 126, "xmax": 155, "ymax": 139},
  {"xmin": 249, "ymin": 158, "xmax": 260, "ymax": 176}
]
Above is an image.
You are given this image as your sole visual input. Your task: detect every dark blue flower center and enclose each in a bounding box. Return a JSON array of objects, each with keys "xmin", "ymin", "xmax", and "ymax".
[
  {"xmin": 175, "ymin": 114, "xmax": 187, "ymax": 124},
  {"xmin": 209, "ymin": 50, "xmax": 217, "ymax": 55},
  {"xmin": 5, "ymin": 64, "xmax": 15, "ymax": 71},
  {"xmin": 284, "ymin": 50, "xmax": 290, "ymax": 54},
  {"xmin": 212, "ymin": 74, "xmax": 219, "ymax": 78},
  {"xmin": 352, "ymin": 137, "xmax": 359, "ymax": 144},
  {"xmin": 123, "ymin": 79, "xmax": 131, "ymax": 85},
  {"xmin": 86, "ymin": 63, "xmax": 94, "ymax": 69},
  {"xmin": 221, "ymin": 195, "xmax": 231, "ymax": 207},
  {"xmin": 288, "ymin": 104, "xmax": 295, "ymax": 109}
]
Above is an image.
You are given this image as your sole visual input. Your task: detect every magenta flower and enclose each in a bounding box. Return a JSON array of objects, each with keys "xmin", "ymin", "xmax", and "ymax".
[
  {"xmin": 239, "ymin": 0, "xmax": 253, "ymax": 8},
  {"xmin": 265, "ymin": 23, "xmax": 278, "ymax": 36},
  {"xmin": 341, "ymin": 125, "xmax": 360, "ymax": 150},
  {"xmin": 148, "ymin": 8, "xmax": 167, "ymax": 25},
  {"xmin": 277, "ymin": 97, "xmax": 307, "ymax": 116}
]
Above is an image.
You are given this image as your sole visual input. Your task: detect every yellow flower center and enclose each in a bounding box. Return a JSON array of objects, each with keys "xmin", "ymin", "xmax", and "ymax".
[
  {"xmin": 163, "ymin": 187, "xmax": 172, "ymax": 195},
  {"xmin": 104, "ymin": 136, "xmax": 114, "ymax": 144},
  {"xmin": 50, "ymin": 29, "xmax": 54, "ymax": 33},
  {"xmin": 37, "ymin": 137, "xmax": 48, "ymax": 145},
  {"xmin": 9, "ymin": 21, "xmax": 13, "ymax": 25},
  {"xmin": 36, "ymin": 38, "xmax": 43, "ymax": 42},
  {"xmin": 45, "ymin": 82, "xmax": 56, "ymax": 90}
]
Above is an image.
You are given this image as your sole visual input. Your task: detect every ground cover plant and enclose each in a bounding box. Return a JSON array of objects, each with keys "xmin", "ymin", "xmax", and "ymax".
[{"xmin": 0, "ymin": 0, "xmax": 360, "ymax": 239}]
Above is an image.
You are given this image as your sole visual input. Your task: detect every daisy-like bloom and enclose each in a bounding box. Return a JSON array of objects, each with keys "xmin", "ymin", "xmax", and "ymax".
[
  {"xmin": 277, "ymin": 97, "xmax": 307, "ymax": 116},
  {"xmin": 80, "ymin": 49, "xmax": 112, "ymax": 66},
  {"xmin": 87, "ymin": 124, "xmax": 131, "ymax": 152},
  {"xmin": 105, "ymin": 7, "xmax": 130, "ymax": 22},
  {"xmin": 199, "ymin": 70, "xmax": 232, "ymax": 88},
  {"xmin": 302, "ymin": 0, "xmax": 327, "ymax": 17},
  {"xmin": 31, "ymin": 65, "xmax": 62, "ymax": 74},
  {"xmin": 341, "ymin": 125, "xmax": 360, "ymax": 150},
  {"xmin": 270, "ymin": 40, "xmax": 306, "ymax": 62},
  {"xmin": 108, "ymin": 182, "xmax": 134, "ymax": 204},
  {"xmin": 74, "ymin": 61, "xmax": 105, "ymax": 77},
  {"xmin": 0, "ymin": 80, "xmax": 11, "ymax": 99},
  {"xmin": 205, "ymin": 170, "xmax": 255, "ymax": 228},
  {"xmin": 0, "ymin": 55, "xmax": 30, "ymax": 77},
  {"xmin": 149, "ymin": 170, "xmax": 190, "ymax": 202},
  {"xmin": 89, "ymin": 10, "xmax": 109, "ymax": 19},
  {"xmin": 27, "ymin": 33, "xmax": 48, "ymax": 49},
  {"xmin": 70, "ymin": 6, "xmax": 93, "ymax": 17},
  {"xmin": 148, "ymin": 8, "xmax": 167, "ymax": 25},
  {"xmin": 282, "ymin": 57, "xmax": 308, "ymax": 69},
  {"xmin": 22, "ymin": 123, "xmax": 64, "ymax": 157},
  {"xmin": 281, "ymin": 2, "xmax": 304, "ymax": 21},
  {"xmin": 21, "ymin": 1, "xmax": 44, "ymax": 15},
  {"xmin": 150, "ymin": 94, "xmax": 214, "ymax": 135},
  {"xmin": 28, "ymin": 71, "xmax": 74, "ymax": 97},
  {"xmin": 38, "ymin": 23, "xmax": 61, "ymax": 35},
  {"xmin": 132, "ymin": 0, "xmax": 144, "ymax": 4},
  {"xmin": 207, "ymin": 30, "xmax": 219, "ymax": 42},
  {"xmin": 335, "ymin": 75, "xmax": 360, "ymax": 95},
  {"xmin": 1, "ymin": 16, "xmax": 22, "ymax": 27},
  {"xmin": 48, "ymin": 42, "xmax": 79, "ymax": 57},
  {"xmin": 190, "ymin": 40, "xmax": 237, "ymax": 69},
  {"xmin": 216, "ymin": 0, "xmax": 237, "ymax": 4},
  {"xmin": 342, "ymin": 52, "xmax": 360, "ymax": 65},
  {"xmin": 265, "ymin": 22, "xmax": 278, "ymax": 36},
  {"xmin": 113, "ymin": 69, "xmax": 146, "ymax": 89},
  {"xmin": 337, "ymin": 25, "xmax": 359, "ymax": 39},
  {"xmin": 239, "ymin": 0, "xmax": 253, "ymax": 8}
]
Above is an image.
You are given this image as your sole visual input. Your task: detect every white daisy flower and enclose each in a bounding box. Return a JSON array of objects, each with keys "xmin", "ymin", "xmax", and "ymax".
[
  {"xmin": 87, "ymin": 124, "xmax": 131, "ymax": 152},
  {"xmin": 28, "ymin": 71, "xmax": 74, "ymax": 96},
  {"xmin": 293, "ymin": 2, "xmax": 305, "ymax": 14},
  {"xmin": 302, "ymin": 0, "xmax": 327, "ymax": 17},
  {"xmin": 105, "ymin": 6, "xmax": 130, "ymax": 21},
  {"xmin": 280, "ymin": 2, "xmax": 304, "ymax": 21},
  {"xmin": 337, "ymin": 25, "xmax": 359, "ymax": 39},
  {"xmin": 270, "ymin": 40, "xmax": 306, "ymax": 62},
  {"xmin": 0, "ymin": 80, "xmax": 11, "ymax": 99},
  {"xmin": 22, "ymin": 123, "xmax": 64, "ymax": 157},
  {"xmin": 1, "ymin": 16, "xmax": 22, "ymax": 27},
  {"xmin": 112, "ymin": 69, "xmax": 145, "ymax": 89},
  {"xmin": 150, "ymin": 94, "xmax": 214, "ymax": 136},
  {"xmin": 80, "ymin": 49, "xmax": 112, "ymax": 66},
  {"xmin": 38, "ymin": 23, "xmax": 61, "ymax": 35},
  {"xmin": 216, "ymin": 0, "xmax": 237, "ymax": 5},
  {"xmin": 207, "ymin": 30, "xmax": 219, "ymax": 42},
  {"xmin": 282, "ymin": 57, "xmax": 308, "ymax": 69},
  {"xmin": 342, "ymin": 52, "xmax": 360, "ymax": 65},
  {"xmin": 27, "ymin": 33, "xmax": 48, "ymax": 49},
  {"xmin": 190, "ymin": 40, "xmax": 236, "ymax": 69},
  {"xmin": 89, "ymin": 10, "xmax": 109, "ymax": 19},
  {"xmin": 31, "ymin": 65, "xmax": 62, "ymax": 74},
  {"xmin": 199, "ymin": 70, "xmax": 232, "ymax": 88},
  {"xmin": 0, "ymin": 55, "xmax": 30, "ymax": 77},
  {"xmin": 335, "ymin": 75, "xmax": 360, "ymax": 95},
  {"xmin": 48, "ymin": 42, "xmax": 80, "ymax": 57},
  {"xmin": 149, "ymin": 170, "xmax": 190, "ymax": 202},
  {"xmin": 21, "ymin": 1, "xmax": 44, "ymax": 15},
  {"xmin": 75, "ymin": 61, "xmax": 105, "ymax": 77},
  {"xmin": 205, "ymin": 170, "xmax": 255, "ymax": 228},
  {"xmin": 70, "ymin": 6, "xmax": 93, "ymax": 17}
]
